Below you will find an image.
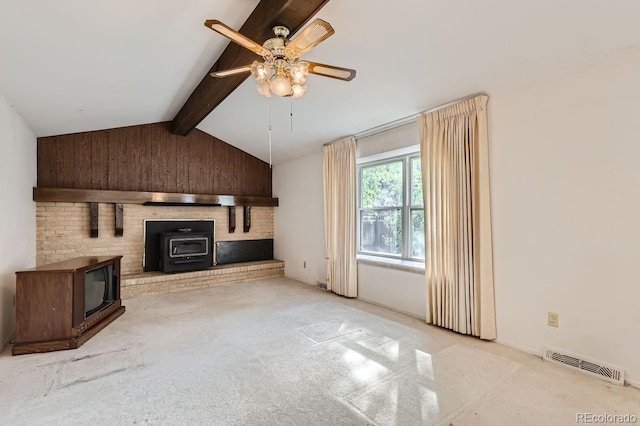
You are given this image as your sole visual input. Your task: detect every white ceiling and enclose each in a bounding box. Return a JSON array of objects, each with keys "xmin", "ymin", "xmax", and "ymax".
[{"xmin": 1, "ymin": 0, "xmax": 639, "ymax": 164}]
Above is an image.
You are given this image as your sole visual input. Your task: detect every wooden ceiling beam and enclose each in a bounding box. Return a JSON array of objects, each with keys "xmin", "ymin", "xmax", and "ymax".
[{"xmin": 171, "ymin": 0, "xmax": 331, "ymax": 136}]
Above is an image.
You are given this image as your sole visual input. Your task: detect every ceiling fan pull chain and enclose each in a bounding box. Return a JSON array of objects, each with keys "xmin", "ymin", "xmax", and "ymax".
[
  {"xmin": 268, "ymin": 97, "xmax": 273, "ymax": 168},
  {"xmin": 269, "ymin": 125, "xmax": 272, "ymax": 168},
  {"xmin": 290, "ymin": 98, "xmax": 293, "ymax": 134}
]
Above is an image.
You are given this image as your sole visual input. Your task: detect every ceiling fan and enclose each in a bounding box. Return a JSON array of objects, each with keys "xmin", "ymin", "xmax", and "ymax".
[{"xmin": 205, "ymin": 18, "xmax": 356, "ymax": 99}]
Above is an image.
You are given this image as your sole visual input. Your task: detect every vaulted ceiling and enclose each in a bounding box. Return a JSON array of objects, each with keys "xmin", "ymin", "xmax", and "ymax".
[{"xmin": 1, "ymin": 1, "xmax": 639, "ymax": 164}]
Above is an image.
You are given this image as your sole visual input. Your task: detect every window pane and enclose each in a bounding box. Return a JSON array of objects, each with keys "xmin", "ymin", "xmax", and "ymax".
[
  {"xmin": 410, "ymin": 209, "xmax": 425, "ymax": 259},
  {"xmin": 360, "ymin": 209, "xmax": 402, "ymax": 255},
  {"xmin": 361, "ymin": 161, "xmax": 403, "ymax": 208},
  {"xmin": 411, "ymin": 158, "xmax": 423, "ymax": 206}
]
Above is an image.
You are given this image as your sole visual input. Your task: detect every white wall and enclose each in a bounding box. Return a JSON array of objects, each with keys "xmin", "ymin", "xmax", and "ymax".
[
  {"xmin": 273, "ymin": 150, "xmax": 327, "ymax": 285},
  {"xmin": 356, "ymin": 121, "xmax": 419, "ymax": 158},
  {"xmin": 357, "ymin": 263, "xmax": 426, "ymax": 318},
  {"xmin": 490, "ymin": 47, "xmax": 640, "ymax": 385},
  {"xmin": 0, "ymin": 91, "xmax": 37, "ymax": 348}
]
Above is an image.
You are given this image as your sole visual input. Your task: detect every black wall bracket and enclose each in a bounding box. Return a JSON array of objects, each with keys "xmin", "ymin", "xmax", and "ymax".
[
  {"xmin": 243, "ymin": 206, "xmax": 251, "ymax": 233},
  {"xmin": 228, "ymin": 206, "xmax": 236, "ymax": 233}
]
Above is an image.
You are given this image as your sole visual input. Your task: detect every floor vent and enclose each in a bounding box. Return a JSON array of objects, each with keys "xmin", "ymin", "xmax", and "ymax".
[
  {"xmin": 543, "ymin": 348, "xmax": 624, "ymax": 385},
  {"xmin": 315, "ymin": 281, "xmax": 327, "ymax": 290}
]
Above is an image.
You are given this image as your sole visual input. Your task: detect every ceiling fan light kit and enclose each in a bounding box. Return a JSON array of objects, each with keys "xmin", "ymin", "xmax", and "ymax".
[
  {"xmin": 250, "ymin": 61, "xmax": 272, "ymax": 83},
  {"xmin": 270, "ymin": 72, "xmax": 293, "ymax": 97},
  {"xmin": 206, "ymin": 18, "xmax": 356, "ymax": 99}
]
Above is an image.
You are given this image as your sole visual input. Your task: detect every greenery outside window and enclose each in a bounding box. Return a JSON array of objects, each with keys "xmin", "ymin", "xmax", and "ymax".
[{"xmin": 358, "ymin": 151, "xmax": 424, "ymax": 262}]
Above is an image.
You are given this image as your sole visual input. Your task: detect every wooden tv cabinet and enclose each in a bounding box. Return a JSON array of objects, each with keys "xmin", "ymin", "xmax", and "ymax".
[{"xmin": 12, "ymin": 256, "xmax": 125, "ymax": 356}]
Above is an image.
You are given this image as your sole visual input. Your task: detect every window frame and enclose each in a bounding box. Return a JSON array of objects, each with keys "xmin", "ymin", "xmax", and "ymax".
[{"xmin": 357, "ymin": 149, "xmax": 424, "ymax": 263}]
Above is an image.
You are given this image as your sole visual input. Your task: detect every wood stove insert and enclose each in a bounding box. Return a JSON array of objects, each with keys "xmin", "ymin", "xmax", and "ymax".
[{"xmin": 160, "ymin": 229, "xmax": 213, "ymax": 273}]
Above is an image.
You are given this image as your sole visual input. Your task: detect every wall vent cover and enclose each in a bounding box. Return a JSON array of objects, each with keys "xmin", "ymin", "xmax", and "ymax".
[{"xmin": 543, "ymin": 348, "xmax": 624, "ymax": 385}]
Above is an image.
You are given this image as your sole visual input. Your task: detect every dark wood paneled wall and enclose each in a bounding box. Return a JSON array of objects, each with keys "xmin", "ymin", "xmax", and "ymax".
[{"xmin": 37, "ymin": 122, "xmax": 271, "ymax": 197}]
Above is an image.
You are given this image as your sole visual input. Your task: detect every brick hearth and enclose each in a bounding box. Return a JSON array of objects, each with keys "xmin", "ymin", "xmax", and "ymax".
[{"xmin": 121, "ymin": 260, "xmax": 284, "ymax": 298}]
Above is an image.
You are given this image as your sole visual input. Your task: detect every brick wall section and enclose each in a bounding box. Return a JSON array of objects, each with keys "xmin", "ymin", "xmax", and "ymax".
[
  {"xmin": 121, "ymin": 260, "xmax": 284, "ymax": 298},
  {"xmin": 36, "ymin": 203, "xmax": 274, "ymax": 275}
]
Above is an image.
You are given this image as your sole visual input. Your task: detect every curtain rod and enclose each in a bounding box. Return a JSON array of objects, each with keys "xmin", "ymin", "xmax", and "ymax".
[{"xmin": 323, "ymin": 92, "xmax": 486, "ymax": 146}]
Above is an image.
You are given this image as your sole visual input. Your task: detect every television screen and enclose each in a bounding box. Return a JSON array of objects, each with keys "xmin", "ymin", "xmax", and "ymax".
[{"xmin": 84, "ymin": 264, "xmax": 114, "ymax": 318}]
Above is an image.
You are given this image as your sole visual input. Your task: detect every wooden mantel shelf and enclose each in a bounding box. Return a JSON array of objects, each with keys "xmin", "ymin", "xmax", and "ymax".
[{"xmin": 33, "ymin": 187, "xmax": 278, "ymax": 207}]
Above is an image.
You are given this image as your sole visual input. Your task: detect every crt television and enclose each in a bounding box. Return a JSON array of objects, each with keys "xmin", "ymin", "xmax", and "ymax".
[{"xmin": 83, "ymin": 263, "xmax": 116, "ymax": 319}]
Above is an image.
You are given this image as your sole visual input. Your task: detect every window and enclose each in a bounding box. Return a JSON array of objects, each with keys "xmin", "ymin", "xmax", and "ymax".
[{"xmin": 358, "ymin": 150, "xmax": 424, "ymax": 261}]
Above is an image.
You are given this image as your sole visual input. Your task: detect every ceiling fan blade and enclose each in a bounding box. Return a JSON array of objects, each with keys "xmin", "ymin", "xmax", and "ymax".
[
  {"xmin": 204, "ymin": 20, "xmax": 269, "ymax": 57},
  {"xmin": 285, "ymin": 19, "xmax": 335, "ymax": 58},
  {"xmin": 210, "ymin": 65, "xmax": 252, "ymax": 78},
  {"xmin": 307, "ymin": 62, "xmax": 356, "ymax": 81}
]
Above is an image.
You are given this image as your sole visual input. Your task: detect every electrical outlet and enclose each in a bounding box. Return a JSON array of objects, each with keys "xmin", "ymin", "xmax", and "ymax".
[
  {"xmin": 548, "ymin": 312, "xmax": 559, "ymax": 327},
  {"xmin": 303, "ymin": 261, "xmax": 307, "ymax": 269}
]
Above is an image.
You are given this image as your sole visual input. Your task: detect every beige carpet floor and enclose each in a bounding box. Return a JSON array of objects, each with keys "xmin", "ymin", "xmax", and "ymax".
[{"xmin": 1, "ymin": 277, "xmax": 639, "ymax": 425}]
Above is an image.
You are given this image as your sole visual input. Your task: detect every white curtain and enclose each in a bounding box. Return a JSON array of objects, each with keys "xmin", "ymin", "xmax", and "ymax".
[
  {"xmin": 419, "ymin": 95, "xmax": 496, "ymax": 339},
  {"xmin": 323, "ymin": 137, "xmax": 358, "ymax": 297}
]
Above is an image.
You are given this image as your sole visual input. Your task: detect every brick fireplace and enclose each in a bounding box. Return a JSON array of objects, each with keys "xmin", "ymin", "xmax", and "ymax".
[{"xmin": 36, "ymin": 202, "xmax": 283, "ymax": 297}]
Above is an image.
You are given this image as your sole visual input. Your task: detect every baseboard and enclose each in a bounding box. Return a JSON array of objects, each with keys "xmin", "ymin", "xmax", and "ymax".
[
  {"xmin": 1, "ymin": 330, "xmax": 15, "ymax": 352},
  {"xmin": 494, "ymin": 338, "xmax": 542, "ymax": 359},
  {"xmin": 625, "ymin": 378, "xmax": 640, "ymax": 389},
  {"xmin": 357, "ymin": 297, "xmax": 426, "ymax": 321},
  {"xmin": 283, "ymin": 274, "xmax": 316, "ymax": 286},
  {"xmin": 495, "ymin": 338, "xmax": 640, "ymax": 389}
]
